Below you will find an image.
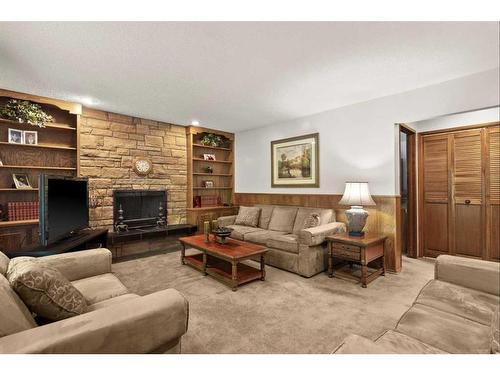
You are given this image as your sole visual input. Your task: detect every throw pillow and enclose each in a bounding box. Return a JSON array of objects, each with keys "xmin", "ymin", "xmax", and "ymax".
[
  {"xmin": 303, "ymin": 213, "xmax": 320, "ymax": 229},
  {"xmin": 234, "ymin": 206, "xmax": 261, "ymax": 227},
  {"xmin": 8, "ymin": 260, "xmax": 87, "ymax": 321}
]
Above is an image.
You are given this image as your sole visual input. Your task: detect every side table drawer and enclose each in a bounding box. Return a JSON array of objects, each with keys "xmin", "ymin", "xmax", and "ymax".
[{"xmin": 332, "ymin": 244, "xmax": 361, "ymax": 261}]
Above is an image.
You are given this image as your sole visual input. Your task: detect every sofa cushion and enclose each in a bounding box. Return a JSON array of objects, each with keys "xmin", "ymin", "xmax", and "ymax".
[
  {"xmin": 234, "ymin": 206, "xmax": 260, "ymax": 227},
  {"xmin": 87, "ymin": 293, "xmax": 140, "ymax": 312},
  {"xmin": 292, "ymin": 208, "xmax": 333, "ymax": 234},
  {"xmin": 0, "ymin": 275, "xmax": 37, "ymax": 337},
  {"xmin": 244, "ymin": 230, "xmax": 286, "ymax": 245},
  {"xmin": 8, "ymin": 261, "xmax": 87, "ymax": 321},
  {"xmin": 267, "ymin": 234, "xmax": 299, "ymax": 254},
  {"xmin": 227, "ymin": 225, "xmax": 264, "ymax": 241},
  {"xmin": 333, "ymin": 334, "xmax": 396, "ymax": 354},
  {"xmin": 492, "ymin": 306, "xmax": 499, "ymax": 354},
  {"xmin": 375, "ymin": 330, "xmax": 447, "ymax": 354},
  {"xmin": 396, "ymin": 303, "xmax": 491, "ymax": 353},
  {"xmin": 416, "ymin": 279, "xmax": 499, "ymax": 326},
  {"xmin": 303, "ymin": 213, "xmax": 320, "ymax": 229},
  {"xmin": 268, "ymin": 207, "xmax": 298, "ymax": 233},
  {"xmin": 255, "ymin": 205, "xmax": 275, "ymax": 229},
  {"xmin": 0, "ymin": 251, "xmax": 10, "ymax": 276},
  {"xmin": 72, "ymin": 273, "xmax": 128, "ymax": 305}
]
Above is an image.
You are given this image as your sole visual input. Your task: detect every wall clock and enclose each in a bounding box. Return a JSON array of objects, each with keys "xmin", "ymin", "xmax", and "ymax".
[{"xmin": 133, "ymin": 158, "xmax": 153, "ymax": 176}]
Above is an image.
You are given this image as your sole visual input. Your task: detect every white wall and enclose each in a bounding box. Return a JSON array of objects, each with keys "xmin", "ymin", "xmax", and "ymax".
[
  {"xmin": 235, "ymin": 68, "xmax": 499, "ymax": 196},
  {"xmin": 411, "ymin": 106, "xmax": 499, "ymax": 133}
]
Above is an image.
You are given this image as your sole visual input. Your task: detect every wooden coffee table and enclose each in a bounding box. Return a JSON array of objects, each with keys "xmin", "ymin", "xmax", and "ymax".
[{"xmin": 179, "ymin": 234, "xmax": 267, "ymax": 291}]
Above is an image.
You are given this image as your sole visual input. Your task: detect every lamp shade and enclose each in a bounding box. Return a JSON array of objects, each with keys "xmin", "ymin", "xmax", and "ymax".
[{"xmin": 338, "ymin": 182, "xmax": 376, "ymax": 206}]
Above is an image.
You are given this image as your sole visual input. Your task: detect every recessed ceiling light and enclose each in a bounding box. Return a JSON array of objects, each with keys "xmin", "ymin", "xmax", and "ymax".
[{"xmin": 191, "ymin": 120, "xmax": 200, "ymax": 126}]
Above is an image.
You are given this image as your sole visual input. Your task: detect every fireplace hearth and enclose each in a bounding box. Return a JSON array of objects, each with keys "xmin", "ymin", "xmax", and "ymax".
[{"xmin": 113, "ymin": 189, "xmax": 167, "ymax": 232}]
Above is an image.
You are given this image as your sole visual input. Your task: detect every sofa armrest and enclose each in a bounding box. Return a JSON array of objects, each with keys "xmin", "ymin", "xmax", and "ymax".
[
  {"xmin": 36, "ymin": 248, "xmax": 112, "ymax": 282},
  {"xmin": 435, "ymin": 255, "xmax": 500, "ymax": 296},
  {"xmin": 298, "ymin": 222, "xmax": 346, "ymax": 246},
  {"xmin": 217, "ymin": 215, "xmax": 237, "ymax": 227},
  {"xmin": 0, "ymin": 288, "xmax": 189, "ymax": 354},
  {"xmin": 332, "ymin": 334, "xmax": 396, "ymax": 354}
]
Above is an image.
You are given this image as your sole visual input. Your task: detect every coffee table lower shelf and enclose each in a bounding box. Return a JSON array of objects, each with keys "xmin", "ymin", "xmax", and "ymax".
[{"xmin": 184, "ymin": 253, "xmax": 264, "ymax": 291}]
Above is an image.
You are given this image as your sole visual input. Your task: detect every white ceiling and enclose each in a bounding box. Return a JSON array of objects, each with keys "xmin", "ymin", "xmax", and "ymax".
[{"xmin": 0, "ymin": 22, "xmax": 498, "ymax": 132}]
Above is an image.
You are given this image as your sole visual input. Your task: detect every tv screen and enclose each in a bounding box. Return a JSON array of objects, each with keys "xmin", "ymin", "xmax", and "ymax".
[{"xmin": 39, "ymin": 175, "xmax": 89, "ymax": 246}]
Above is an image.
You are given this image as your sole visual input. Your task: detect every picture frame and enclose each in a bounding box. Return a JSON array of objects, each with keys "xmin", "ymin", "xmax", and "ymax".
[
  {"xmin": 203, "ymin": 180, "xmax": 214, "ymax": 188},
  {"xmin": 23, "ymin": 130, "xmax": 38, "ymax": 145},
  {"xmin": 203, "ymin": 153, "xmax": 216, "ymax": 161},
  {"xmin": 271, "ymin": 133, "xmax": 319, "ymax": 188},
  {"xmin": 13, "ymin": 173, "xmax": 32, "ymax": 189},
  {"xmin": 8, "ymin": 128, "xmax": 23, "ymax": 144}
]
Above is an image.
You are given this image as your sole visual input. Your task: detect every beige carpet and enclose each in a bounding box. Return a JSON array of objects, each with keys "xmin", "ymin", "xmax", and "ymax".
[{"xmin": 113, "ymin": 250, "xmax": 434, "ymax": 354}]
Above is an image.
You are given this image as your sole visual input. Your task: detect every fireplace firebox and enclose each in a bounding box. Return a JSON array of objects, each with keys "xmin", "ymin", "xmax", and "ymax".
[{"xmin": 113, "ymin": 189, "xmax": 167, "ymax": 232}]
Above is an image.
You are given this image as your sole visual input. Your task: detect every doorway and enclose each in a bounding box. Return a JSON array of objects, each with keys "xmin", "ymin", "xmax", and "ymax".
[{"xmin": 399, "ymin": 124, "xmax": 417, "ymax": 258}]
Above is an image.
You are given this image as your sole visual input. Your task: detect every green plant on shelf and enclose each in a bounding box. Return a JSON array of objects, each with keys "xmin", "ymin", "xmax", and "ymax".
[
  {"xmin": 200, "ymin": 133, "xmax": 223, "ymax": 147},
  {"xmin": 0, "ymin": 99, "xmax": 54, "ymax": 128}
]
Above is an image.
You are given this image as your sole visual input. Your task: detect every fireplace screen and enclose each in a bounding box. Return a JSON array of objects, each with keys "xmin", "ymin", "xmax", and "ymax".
[{"xmin": 113, "ymin": 189, "xmax": 167, "ymax": 231}]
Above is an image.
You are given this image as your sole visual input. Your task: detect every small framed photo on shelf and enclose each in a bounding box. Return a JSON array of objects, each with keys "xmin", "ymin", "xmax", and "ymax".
[
  {"xmin": 203, "ymin": 180, "xmax": 214, "ymax": 188},
  {"xmin": 8, "ymin": 128, "xmax": 23, "ymax": 144},
  {"xmin": 23, "ymin": 130, "xmax": 38, "ymax": 145},
  {"xmin": 203, "ymin": 153, "xmax": 216, "ymax": 161},
  {"xmin": 12, "ymin": 174, "xmax": 32, "ymax": 189}
]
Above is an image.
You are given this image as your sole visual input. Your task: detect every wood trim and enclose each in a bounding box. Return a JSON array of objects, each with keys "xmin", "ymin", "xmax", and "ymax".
[
  {"xmin": 418, "ymin": 121, "xmax": 499, "ymax": 136},
  {"xmin": 0, "ymin": 88, "xmax": 82, "ymax": 115},
  {"xmin": 186, "ymin": 125, "xmax": 234, "ymax": 140}
]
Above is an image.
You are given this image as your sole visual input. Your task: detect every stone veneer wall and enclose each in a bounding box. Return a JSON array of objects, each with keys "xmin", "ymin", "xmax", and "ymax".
[{"xmin": 79, "ymin": 107, "xmax": 187, "ymax": 229}]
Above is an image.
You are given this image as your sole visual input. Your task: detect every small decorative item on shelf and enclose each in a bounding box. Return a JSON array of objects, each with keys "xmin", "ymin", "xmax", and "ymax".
[
  {"xmin": 203, "ymin": 180, "xmax": 214, "ymax": 188},
  {"xmin": 0, "ymin": 99, "xmax": 54, "ymax": 128},
  {"xmin": 203, "ymin": 221, "xmax": 210, "ymax": 243},
  {"xmin": 12, "ymin": 174, "xmax": 31, "ymax": 189},
  {"xmin": 200, "ymin": 133, "xmax": 223, "ymax": 147},
  {"xmin": 203, "ymin": 153, "xmax": 216, "ymax": 161},
  {"xmin": 193, "ymin": 195, "xmax": 202, "ymax": 208},
  {"xmin": 23, "ymin": 130, "xmax": 38, "ymax": 145},
  {"xmin": 201, "ymin": 195, "xmax": 218, "ymax": 207},
  {"xmin": 0, "ymin": 156, "xmax": 3, "ymax": 166},
  {"xmin": 8, "ymin": 128, "xmax": 23, "ymax": 144},
  {"xmin": 204, "ymin": 165, "xmax": 213, "ymax": 174},
  {"xmin": 213, "ymin": 227, "xmax": 233, "ymax": 245},
  {"xmin": 0, "ymin": 204, "xmax": 5, "ymax": 221}
]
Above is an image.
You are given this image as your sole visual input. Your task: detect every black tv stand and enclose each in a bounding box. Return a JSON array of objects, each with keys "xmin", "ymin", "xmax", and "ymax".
[{"xmin": 10, "ymin": 228, "xmax": 109, "ymax": 258}]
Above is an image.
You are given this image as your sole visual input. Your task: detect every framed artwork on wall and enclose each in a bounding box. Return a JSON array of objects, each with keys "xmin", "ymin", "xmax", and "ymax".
[{"xmin": 271, "ymin": 133, "xmax": 319, "ymax": 188}]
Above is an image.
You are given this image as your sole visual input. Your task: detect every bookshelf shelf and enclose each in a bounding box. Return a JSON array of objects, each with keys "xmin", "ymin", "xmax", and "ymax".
[
  {"xmin": 0, "ymin": 141, "xmax": 76, "ymax": 150},
  {"xmin": 0, "ymin": 219, "xmax": 38, "ymax": 228}
]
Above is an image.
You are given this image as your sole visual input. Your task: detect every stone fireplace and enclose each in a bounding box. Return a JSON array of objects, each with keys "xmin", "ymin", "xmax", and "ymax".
[{"xmin": 113, "ymin": 189, "xmax": 167, "ymax": 231}]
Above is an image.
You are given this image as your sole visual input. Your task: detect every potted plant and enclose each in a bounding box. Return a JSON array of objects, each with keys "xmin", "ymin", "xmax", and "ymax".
[
  {"xmin": 0, "ymin": 99, "xmax": 54, "ymax": 128},
  {"xmin": 200, "ymin": 133, "xmax": 224, "ymax": 147}
]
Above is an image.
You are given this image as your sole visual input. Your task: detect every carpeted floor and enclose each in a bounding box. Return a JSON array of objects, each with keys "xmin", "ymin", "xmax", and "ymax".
[{"xmin": 113, "ymin": 249, "xmax": 435, "ymax": 354}]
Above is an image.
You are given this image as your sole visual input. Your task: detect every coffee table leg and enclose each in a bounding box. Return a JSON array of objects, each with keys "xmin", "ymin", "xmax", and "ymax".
[
  {"xmin": 231, "ymin": 261, "xmax": 238, "ymax": 291},
  {"xmin": 260, "ymin": 254, "xmax": 266, "ymax": 281},
  {"xmin": 328, "ymin": 242, "xmax": 333, "ymax": 278},
  {"xmin": 361, "ymin": 264, "xmax": 368, "ymax": 288},
  {"xmin": 180, "ymin": 243, "xmax": 186, "ymax": 265},
  {"xmin": 202, "ymin": 252, "xmax": 208, "ymax": 275}
]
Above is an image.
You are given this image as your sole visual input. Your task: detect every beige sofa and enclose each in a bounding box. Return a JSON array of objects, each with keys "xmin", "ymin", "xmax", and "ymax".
[
  {"xmin": 218, "ymin": 204, "xmax": 346, "ymax": 277},
  {"xmin": 0, "ymin": 248, "xmax": 189, "ymax": 354},
  {"xmin": 333, "ymin": 255, "xmax": 500, "ymax": 354}
]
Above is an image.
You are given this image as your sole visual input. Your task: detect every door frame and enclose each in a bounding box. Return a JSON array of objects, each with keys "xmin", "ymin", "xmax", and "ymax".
[{"xmin": 398, "ymin": 124, "xmax": 417, "ymax": 258}]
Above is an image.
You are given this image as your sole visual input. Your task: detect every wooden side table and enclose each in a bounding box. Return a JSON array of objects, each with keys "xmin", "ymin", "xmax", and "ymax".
[{"xmin": 326, "ymin": 233, "xmax": 387, "ymax": 288}]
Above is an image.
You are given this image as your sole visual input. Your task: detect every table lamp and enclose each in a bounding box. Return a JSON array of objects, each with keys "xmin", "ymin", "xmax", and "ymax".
[{"xmin": 338, "ymin": 182, "xmax": 376, "ymax": 237}]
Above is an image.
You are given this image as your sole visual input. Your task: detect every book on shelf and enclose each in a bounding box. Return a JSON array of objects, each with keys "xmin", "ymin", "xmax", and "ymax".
[{"xmin": 7, "ymin": 201, "xmax": 39, "ymax": 221}]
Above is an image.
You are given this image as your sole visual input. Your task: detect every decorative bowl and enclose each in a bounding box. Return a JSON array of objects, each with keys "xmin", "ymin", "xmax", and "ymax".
[{"xmin": 213, "ymin": 227, "xmax": 233, "ymax": 244}]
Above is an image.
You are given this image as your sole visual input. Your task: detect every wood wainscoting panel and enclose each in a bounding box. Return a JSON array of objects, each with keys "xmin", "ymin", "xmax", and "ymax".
[
  {"xmin": 234, "ymin": 193, "xmax": 401, "ymax": 273},
  {"xmin": 487, "ymin": 126, "xmax": 500, "ymax": 260}
]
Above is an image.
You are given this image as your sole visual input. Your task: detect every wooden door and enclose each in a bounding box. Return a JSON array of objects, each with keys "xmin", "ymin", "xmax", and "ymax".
[
  {"xmin": 451, "ymin": 129, "xmax": 484, "ymax": 258},
  {"xmin": 487, "ymin": 126, "xmax": 500, "ymax": 261},
  {"xmin": 422, "ymin": 134, "xmax": 450, "ymax": 257}
]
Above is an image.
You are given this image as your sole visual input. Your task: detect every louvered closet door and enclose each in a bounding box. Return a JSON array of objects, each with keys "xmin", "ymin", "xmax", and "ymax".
[
  {"xmin": 422, "ymin": 134, "xmax": 450, "ymax": 257},
  {"xmin": 487, "ymin": 126, "xmax": 500, "ymax": 261},
  {"xmin": 452, "ymin": 129, "xmax": 484, "ymax": 258}
]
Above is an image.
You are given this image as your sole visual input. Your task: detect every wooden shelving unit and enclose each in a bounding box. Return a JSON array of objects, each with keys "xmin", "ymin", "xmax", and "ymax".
[
  {"xmin": 0, "ymin": 89, "xmax": 81, "ymax": 254},
  {"xmin": 186, "ymin": 126, "xmax": 239, "ymax": 233}
]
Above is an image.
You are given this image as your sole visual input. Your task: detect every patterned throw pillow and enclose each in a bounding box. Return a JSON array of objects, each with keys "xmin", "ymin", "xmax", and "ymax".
[
  {"xmin": 303, "ymin": 213, "xmax": 320, "ymax": 229},
  {"xmin": 234, "ymin": 206, "xmax": 261, "ymax": 227},
  {"xmin": 7, "ymin": 260, "xmax": 87, "ymax": 321}
]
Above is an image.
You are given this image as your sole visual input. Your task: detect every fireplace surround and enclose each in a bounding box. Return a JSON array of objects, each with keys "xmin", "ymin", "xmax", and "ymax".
[{"xmin": 113, "ymin": 189, "xmax": 167, "ymax": 231}]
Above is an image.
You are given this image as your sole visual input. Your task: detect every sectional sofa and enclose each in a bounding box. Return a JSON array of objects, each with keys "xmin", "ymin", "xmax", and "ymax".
[
  {"xmin": 218, "ymin": 204, "xmax": 346, "ymax": 277},
  {"xmin": 333, "ymin": 255, "xmax": 500, "ymax": 354}
]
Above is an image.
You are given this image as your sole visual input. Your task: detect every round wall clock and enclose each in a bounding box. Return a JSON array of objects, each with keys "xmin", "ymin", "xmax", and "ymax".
[{"xmin": 133, "ymin": 158, "xmax": 153, "ymax": 176}]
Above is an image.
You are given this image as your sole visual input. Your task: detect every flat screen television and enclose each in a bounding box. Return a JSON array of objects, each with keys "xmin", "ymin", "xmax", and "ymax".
[{"xmin": 39, "ymin": 175, "xmax": 89, "ymax": 246}]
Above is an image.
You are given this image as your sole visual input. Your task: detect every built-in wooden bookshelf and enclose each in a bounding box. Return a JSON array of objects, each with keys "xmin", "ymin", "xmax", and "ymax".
[
  {"xmin": 0, "ymin": 89, "xmax": 81, "ymax": 253},
  {"xmin": 185, "ymin": 126, "xmax": 238, "ymax": 232}
]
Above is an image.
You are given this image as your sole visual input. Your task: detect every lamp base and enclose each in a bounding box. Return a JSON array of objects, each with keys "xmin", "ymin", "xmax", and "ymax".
[{"xmin": 345, "ymin": 205, "xmax": 369, "ymax": 236}]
